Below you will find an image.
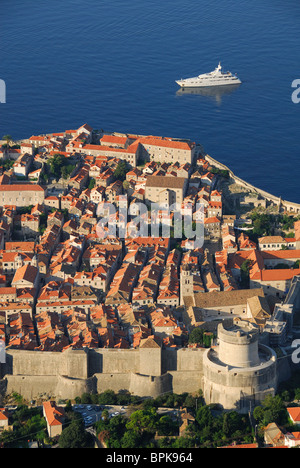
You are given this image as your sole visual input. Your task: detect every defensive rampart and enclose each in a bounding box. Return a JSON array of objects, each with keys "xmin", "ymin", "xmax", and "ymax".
[
  {"xmin": 205, "ymin": 154, "xmax": 300, "ymax": 213},
  {"xmin": 0, "ymin": 342, "xmax": 290, "ymax": 406},
  {"xmin": 0, "ymin": 346, "xmax": 206, "ymax": 401}
]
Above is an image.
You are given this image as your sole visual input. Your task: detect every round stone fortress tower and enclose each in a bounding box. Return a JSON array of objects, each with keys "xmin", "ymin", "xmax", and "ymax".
[{"xmin": 203, "ymin": 320, "xmax": 277, "ymax": 413}]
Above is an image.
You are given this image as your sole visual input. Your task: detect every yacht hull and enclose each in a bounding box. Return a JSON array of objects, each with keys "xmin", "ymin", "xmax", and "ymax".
[
  {"xmin": 176, "ymin": 79, "xmax": 241, "ymax": 88},
  {"xmin": 175, "ymin": 63, "xmax": 242, "ymax": 88}
]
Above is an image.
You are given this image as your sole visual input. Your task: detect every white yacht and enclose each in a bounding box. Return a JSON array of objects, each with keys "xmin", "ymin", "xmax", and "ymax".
[{"xmin": 175, "ymin": 62, "xmax": 241, "ymax": 88}]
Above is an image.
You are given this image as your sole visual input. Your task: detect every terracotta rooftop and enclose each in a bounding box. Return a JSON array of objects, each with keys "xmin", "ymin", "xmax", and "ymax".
[
  {"xmin": 145, "ymin": 175, "xmax": 186, "ymax": 189},
  {"xmin": 258, "ymin": 236, "xmax": 286, "ymax": 244},
  {"xmin": 287, "ymin": 407, "xmax": 300, "ymax": 423},
  {"xmin": 190, "ymin": 288, "xmax": 265, "ymax": 309},
  {"xmin": 251, "ymin": 268, "xmax": 300, "ymax": 281},
  {"xmin": 12, "ymin": 265, "xmax": 39, "ymax": 284},
  {"xmin": 0, "ymin": 184, "xmax": 44, "ymax": 192},
  {"xmin": 43, "ymin": 401, "xmax": 65, "ymax": 427},
  {"xmin": 139, "ymin": 136, "xmax": 195, "ymax": 150},
  {"xmin": 140, "ymin": 335, "xmax": 161, "ymax": 348}
]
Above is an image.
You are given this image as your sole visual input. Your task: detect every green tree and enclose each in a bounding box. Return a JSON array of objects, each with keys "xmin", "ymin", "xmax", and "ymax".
[
  {"xmin": 188, "ymin": 328, "xmax": 204, "ymax": 345},
  {"xmin": 195, "ymin": 405, "xmax": 214, "ymax": 431},
  {"xmin": 61, "ymin": 164, "xmax": 75, "ymax": 180},
  {"xmin": 105, "ymin": 415, "xmax": 127, "ymax": 448},
  {"xmin": 113, "ymin": 161, "xmax": 129, "ymax": 181},
  {"xmin": 80, "ymin": 392, "xmax": 92, "ymax": 404},
  {"xmin": 18, "ymin": 205, "xmax": 33, "ymax": 215},
  {"xmin": 0, "ymin": 158, "xmax": 14, "ymax": 170},
  {"xmin": 0, "ymin": 429, "xmax": 18, "ymax": 447},
  {"xmin": 253, "ymin": 405, "xmax": 264, "ymax": 423},
  {"xmin": 250, "ymin": 212, "xmax": 273, "ymax": 238},
  {"xmin": 121, "ymin": 430, "xmax": 142, "ymax": 448},
  {"xmin": 123, "ymin": 179, "xmax": 130, "ymax": 190},
  {"xmin": 88, "ymin": 178, "xmax": 96, "ymax": 189},
  {"xmin": 126, "ymin": 408, "xmax": 158, "ymax": 436},
  {"xmin": 293, "ymin": 260, "xmax": 300, "ymax": 269},
  {"xmin": 58, "ymin": 418, "xmax": 93, "ymax": 448},
  {"xmin": 183, "ymin": 394, "xmax": 197, "ymax": 410},
  {"xmin": 240, "ymin": 259, "xmax": 252, "ymax": 288},
  {"xmin": 2, "ymin": 134, "xmax": 13, "ymax": 147},
  {"xmin": 98, "ymin": 389, "xmax": 117, "ymax": 405},
  {"xmin": 48, "ymin": 153, "xmax": 71, "ymax": 179},
  {"xmin": 282, "ymin": 215, "xmax": 295, "ymax": 231},
  {"xmin": 157, "ymin": 415, "xmax": 177, "ymax": 436},
  {"xmin": 6, "ymin": 405, "xmax": 47, "ymax": 447},
  {"xmin": 65, "ymin": 400, "xmax": 72, "ymax": 412},
  {"xmin": 253, "ymin": 395, "xmax": 286, "ymax": 426},
  {"xmin": 294, "ymin": 388, "xmax": 300, "ymax": 401},
  {"xmin": 262, "ymin": 395, "xmax": 286, "ymax": 424}
]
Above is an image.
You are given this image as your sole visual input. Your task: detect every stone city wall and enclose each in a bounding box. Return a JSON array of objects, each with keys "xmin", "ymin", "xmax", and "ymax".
[
  {"xmin": 4, "ymin": 374, "xmax": 96, "ymax": 401},
  {"xmin": 1, "ymin": 344, "xmax": 288, "ymax": 403},
  {"xmin": 88, "ymin": 348, "xmax": 140, "ymax": 375},
  {"xmin": 205, "ymin": 154, "xmax": 300, "ymax": 213},
  {"xmin": 0, "ymin": 346, "xmax": 207, "ymax": 401},
  {"xmin": 3, "ymin": 348, "xmax": 89, "ymax": 380}
]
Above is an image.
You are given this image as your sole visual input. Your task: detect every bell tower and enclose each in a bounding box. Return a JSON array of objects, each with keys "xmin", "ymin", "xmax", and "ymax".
[
  {"xmin": 14, "ymin": 254, "xmax": 23, "ymax": 270},
  {"xmin": 180, "ymin": 264, "xmax": 194, "ymax": 305}
]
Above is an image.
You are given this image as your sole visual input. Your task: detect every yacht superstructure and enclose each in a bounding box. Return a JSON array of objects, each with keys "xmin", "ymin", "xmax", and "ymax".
[{"xmin": 176, "ymin": 62, "xmax": 241, "ymax": 88}]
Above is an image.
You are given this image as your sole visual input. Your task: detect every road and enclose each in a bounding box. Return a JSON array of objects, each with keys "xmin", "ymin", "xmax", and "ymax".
[
  {"xmin": 4, "ymin": 403, "xmax": 180, "ymax": 429},
  {"xmin": 73, "ymin": 404, "xmax": 128, "ymax": 427},
  {"xmin": 73, "ymin": 404, "xmax": 180, "ymax": 427}
]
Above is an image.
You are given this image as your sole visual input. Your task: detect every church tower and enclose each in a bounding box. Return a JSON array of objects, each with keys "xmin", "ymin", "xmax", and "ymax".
[
  {"xmin": 180, "ymin": 264, "xmax": 194, "ymax": 305},
  {"xmin": 31, "ymin": 254, "xmax": 38, "ymax": 269},
  {"xmin": 14, "ymin": 254, "xmax": 23, "ymax": 271}
]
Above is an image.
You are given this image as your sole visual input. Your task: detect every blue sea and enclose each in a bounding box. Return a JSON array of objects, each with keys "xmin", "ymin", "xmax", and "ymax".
[{"xmin": 0, "ymin": 0, "xmax": 299, "ymax": 202}]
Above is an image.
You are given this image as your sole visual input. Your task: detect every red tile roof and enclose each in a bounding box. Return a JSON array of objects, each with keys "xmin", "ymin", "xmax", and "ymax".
[
  {"xmin": 287, "ymin": 407, "xmax": 300, "ymax": 423},
  {"xmin": 43, "ymin": 401, "xmax": 65, "ymax": 426},
  {"xmin": 0, "ymin": 184, "xmax": 44, "ymax": 192},
  {"xmin": 251, "ymin": 268, "xmax": 300, "ymax": 281},
  {"xmin": 139, "ymin": 136, "xmax": 195, "ymax": 150}
]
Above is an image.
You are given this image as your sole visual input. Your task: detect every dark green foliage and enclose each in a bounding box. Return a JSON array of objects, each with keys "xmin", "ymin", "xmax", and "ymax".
[
  {"xmin": 113, "ymin": 161, "xmax": 129, "ymax": 181},
  {"xmin": 188, "ymin": 328, "xmax": 214, "ymax": 347},
  {"xmin": 91, "ymin": 390, "xmax": 253, "ymax": 448},
  {"xmin": 209, "ymin": 166, "xmax": 229, "ymax": 178},
  {"xmin": 240, "ymin": 259, "xmax": 252, "ymax": 288},
  {"xmin": 77, "ymin": 390, "xmax": 140, "ymax": 406},
  {"xmin": 58, "ymin": 418, "xmax": 93, "ymax": 448},
  {"xmin": 245, "ymin": 212, "xmax": 300, "ymax": 244},
  {"xmin": 253, "ymin": 394, "xmax": 288, "ymax": 427},
  {"xmin": 47, "ymin": 153, "xmax": 75, "ymax": 180},
  {"xmin": 0, "ymin": 405, "xmax": 46, "ymax": 448},
  {"xmin": 88, "ymin": 178, "xmax": 96, "ymax": 189},
  {"xmin": 0, "ymin": 158, "xmax": 14, "ymax": 170}
]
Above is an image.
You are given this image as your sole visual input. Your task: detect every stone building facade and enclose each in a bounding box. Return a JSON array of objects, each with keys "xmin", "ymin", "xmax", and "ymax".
[
  {"xmin": 138, "ymin": 136, "xmax": 196, "ymax": 165},
  {"xmin": 145, "ymin": 175, "xmax": 188, "ymax": 208},
  {"xmin": 0, "ymin": 184, "xmax": 45, "ymax": 207}
]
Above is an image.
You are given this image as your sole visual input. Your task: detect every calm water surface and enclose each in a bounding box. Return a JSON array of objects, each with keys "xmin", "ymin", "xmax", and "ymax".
[{"xmin": 0, "ymin": 0, "xmax": 299, "ymax": 201}]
